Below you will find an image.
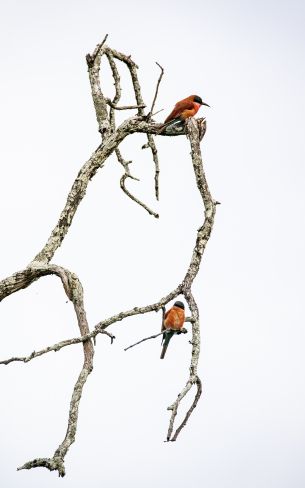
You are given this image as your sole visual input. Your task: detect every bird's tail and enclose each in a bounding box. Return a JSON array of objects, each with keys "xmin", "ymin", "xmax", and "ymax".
[
  {"xmin": 160, "ymin": 331, "xmax": 173, "ymax": 359},
  {"xmin": 158, "ymin": 118, "xmax": 185, "ymax": 135}
]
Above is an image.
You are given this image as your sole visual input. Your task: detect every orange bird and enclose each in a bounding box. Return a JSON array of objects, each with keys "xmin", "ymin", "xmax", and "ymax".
[
  {"xmin": 164, "ymin": 95, "xmax": 210, "ymax": 124},
  {"xmin": 160, "ymin": 301, "xmax": 185, "ymax": 359}
]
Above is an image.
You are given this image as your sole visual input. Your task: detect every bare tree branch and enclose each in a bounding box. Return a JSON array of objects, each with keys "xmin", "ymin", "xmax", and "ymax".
[
  {"xmin": 105, "ymin": 51, "xmax": 121, "ymax": 131},
  {"xmin": 6, "ymin": 264, "xmax": 94, "ymax": 476},
  {"xmin": 26, "ymin": 117, "xmax": 184, "ymax": 268},
  {"xmin": 0, "ymin": 37, "xmax": 217, "ymax": 476},
  {"xmin": 124, "ymin": 316, "xmax": 194, "ymax": 352},
  {"xmin": 164, "ymin": 119, "xmax": 217, "ymax": 441},
  {"xmin": 147, "ymin": 62, "xmax": 164, "ymax": 120},
  {"xmin": 124, "ymin": 330, "xmax": 165, "ymax": 351},
  {"xmin": 105, "ymin": 46, "xmax": 161, "ymax": 203},
  {"xmin": 144, "ymin": 62, "xmax": 164, "ymax": 200},
  {"xmin": 145, "ymin": 133, "xmax": 160, "ymax": 201},
  {"xmin": 0, "ymin": 330, "xmax": 114, "ymax": 366},
  {"xmin": 86, "ymin": 36, "xmax": 110, "ymax": 136},
  {"xmin": 120, "ymin": 173, "xmax": 159, "ymax": 218},
  {"xmin": 106, "ymin": 99, "xmax": 146, "ymax": 110},
  {"xmin": 115, "ymin": 147, "xmax": 159, "ymax": 218},
  {"xmin": 0, "ymin": 285, "xmax": 182, "ymax": 367},
  {"xmin": 124, "ymin": 327, "xmax": 188, "ymax": 352},
  {"xmin": 106, "ymin": 47, "xmax": 145, "ymax": 117},
  {"xmin": 170, "ymin": 377, "xmax": 202, "ymax": 442}
]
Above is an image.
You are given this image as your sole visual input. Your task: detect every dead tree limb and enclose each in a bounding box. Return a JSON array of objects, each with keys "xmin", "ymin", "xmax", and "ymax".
[{"xmin": 0, "ymin": 37, "xmax": 217, "ymax": 476}]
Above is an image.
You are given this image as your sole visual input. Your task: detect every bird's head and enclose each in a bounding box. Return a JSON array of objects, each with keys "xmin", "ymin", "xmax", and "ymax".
[
  {"xmin": 173, "ymin": 301, "xmax": 185, "ymax": 310},
  {"xmin": 192, "ymin": 95, "xmax": 210, "ymax": 107}
]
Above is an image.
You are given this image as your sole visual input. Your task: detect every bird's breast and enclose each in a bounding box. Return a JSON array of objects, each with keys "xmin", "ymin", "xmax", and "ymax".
[{"xmin": 164, "ymin": 308, "xmax": 185, "ymax": 329}]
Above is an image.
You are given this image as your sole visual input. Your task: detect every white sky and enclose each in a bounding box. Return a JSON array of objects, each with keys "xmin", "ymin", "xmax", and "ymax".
[{"xmin": 0, "ymin": 0, "xmax": 305, "ymax": 487}]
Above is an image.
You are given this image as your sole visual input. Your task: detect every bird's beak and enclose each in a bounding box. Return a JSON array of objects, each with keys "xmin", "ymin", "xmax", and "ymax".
[{"xmin": 201, "ymin": 102, "xmax": 210, "ymax": 107}]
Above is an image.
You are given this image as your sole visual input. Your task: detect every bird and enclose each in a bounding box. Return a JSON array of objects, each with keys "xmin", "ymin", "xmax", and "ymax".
[
  {"xmin": 164, "ymin": 95, "xmax": 210, "ymax": 125},
  {"xmin": 160, "ymin": 301, "xmax": 185, "ymax": 359}
]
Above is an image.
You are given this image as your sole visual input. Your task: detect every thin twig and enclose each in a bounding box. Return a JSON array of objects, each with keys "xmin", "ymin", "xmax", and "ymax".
[
  {"xmin": 147, "ymin": 62, "xmax": 164, "ymax": 120},
  {"xmin": 104, "ymin": 48, "xmax": 159, "ymax": 211},
  {"xmin": 0, "ymin": 330, "xmax": 115, "ymax": 366},
  {"xmin": 124, "ymin": 327, "xmax": 187, "ymax": 352},
  {"xmin": 147, "ymin": 134, "xmax": 160, "ymax": 200},
  {"xmin": 151, "ymin": 108, "xmax": 164, "ymax": 117},
  {"xmin": 87, "ymin": 34, "xmax": 108, "ymax": 65},
  {"xmin": 144, "ymin": 62, "xmax": 164, "ymax": 200},
  {"xmin": 105, "ymin": 51, "xmax": 121, "ymax": 132},
  {"xmin": 124, "ymin": 330, "xmax": 164, "ymax": 351},
  {"xmin": 120, "ymin": 173, "xmax": 159, "ymax": 218},
  {"xmin": 170, "ymin": 377, "xmax": 202, "ymax": 441},
  {"xmin": 115, "ymin": 147, "xmax": 157, "ymax": 216},
  {"xmin": 105, "ymin": 47, "xmax": 145, "ymax": 117},
  {"xmin": 106, "ymin": 99, "xmax": 146, "ymax": 110}
]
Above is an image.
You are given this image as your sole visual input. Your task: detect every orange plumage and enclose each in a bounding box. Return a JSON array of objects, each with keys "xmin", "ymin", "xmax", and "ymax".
[
  {"xmin": 160, "ymin": 301, "xmax": 185, "ymax": 359},
  {"xmin": 164, "ymin": 95, "xmax": 210, "ymax": 124}
]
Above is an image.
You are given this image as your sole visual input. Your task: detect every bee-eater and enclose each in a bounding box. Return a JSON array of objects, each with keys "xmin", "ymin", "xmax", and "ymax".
[
  {"xmin": 164, "ymin": 95, "xmax": 210, "ymax": 124},
  {"xmin": 160, "ymin": 301, "xmax": 185, "ymax": 359}
]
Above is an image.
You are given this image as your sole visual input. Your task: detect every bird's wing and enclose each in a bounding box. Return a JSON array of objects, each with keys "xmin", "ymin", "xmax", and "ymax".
[
  {"xmin": 164, "ymin": 101, "xmax": 194, "ymax": 123},
  {"xmin": 177, "ymin": 308, "xmax": 185, "ymax": 329},
  {"xmin": 161, "ymin": 309, "xmax": 170, "ymax": 333}
]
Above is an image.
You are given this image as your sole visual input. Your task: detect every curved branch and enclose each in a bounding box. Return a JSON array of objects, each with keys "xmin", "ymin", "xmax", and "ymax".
[
  {"xmin": 105, "ymin": 47, "xmax": 145, "ymax": 117},
  {"xmin": 120, "ymin": 173, "xmax": 159, "ymax": 218},
  {"xmin": 167, "ymin": 376, "xmax": 202, "ymax": 442},
  {"xmin": 115, "ymin": 147, "xmax": 158, "ymax": 217},
  {"xmin": 0, "ymin": 37, "xmax": 217, "ymax": 477},
  {"xmin": 164, "ymin": 118, "xmax": 217, "ymax": 441},
  {"xmin": 14, "ymin": 264, "xmax": 94, "ymax": 477}
]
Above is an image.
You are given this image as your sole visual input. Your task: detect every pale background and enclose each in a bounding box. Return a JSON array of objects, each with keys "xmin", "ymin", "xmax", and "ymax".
[{"xmin": 0, "ymin": 0, "xmax": 304, "ymax": 487}]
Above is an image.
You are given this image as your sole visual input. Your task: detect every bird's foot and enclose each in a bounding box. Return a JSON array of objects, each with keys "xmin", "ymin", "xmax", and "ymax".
[{"xmin": 176, "ymin": 328, "xmax": 188, "ymax": 335}]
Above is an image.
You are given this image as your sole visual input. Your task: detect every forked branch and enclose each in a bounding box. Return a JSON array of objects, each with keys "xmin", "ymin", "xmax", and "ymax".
[{"xmin": 0, "ymin": 37, "xmax": 217, "ymax": 476}]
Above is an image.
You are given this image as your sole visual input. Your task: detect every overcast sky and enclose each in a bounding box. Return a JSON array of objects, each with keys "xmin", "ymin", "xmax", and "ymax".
[{"xmin": 0, "ymin": 0, "xmax": 304, "ymax": 487}]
